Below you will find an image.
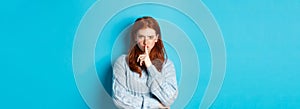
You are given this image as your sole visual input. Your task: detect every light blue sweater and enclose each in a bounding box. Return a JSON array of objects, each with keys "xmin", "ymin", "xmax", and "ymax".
[{"xmin": 112, "ymin": 55, "xmax": 178, "ymax": 109}]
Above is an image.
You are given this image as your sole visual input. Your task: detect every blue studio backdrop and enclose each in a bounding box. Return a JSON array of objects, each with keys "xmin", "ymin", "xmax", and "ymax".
[{"xmin": 1, "ymin": 0, "xmax": 300, "ymax": 109}]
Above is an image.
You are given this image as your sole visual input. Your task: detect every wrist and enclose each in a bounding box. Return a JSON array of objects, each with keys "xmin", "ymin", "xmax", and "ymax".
[{"xmin": 145, "ymin": 61, "xmax": 152, "ymax": 68}]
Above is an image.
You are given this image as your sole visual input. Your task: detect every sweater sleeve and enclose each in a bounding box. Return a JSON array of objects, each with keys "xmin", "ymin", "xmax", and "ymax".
[
  {"xmin": 142, "ymin": 95, "xmax": 163, "ymax": 108},
  {"xmin": 112, "ymin": 55, "xmax": 143, "ymax": 108},
  {"xmin": 146, "ymin": 60, "xmax": 178, "ymax": 106}
]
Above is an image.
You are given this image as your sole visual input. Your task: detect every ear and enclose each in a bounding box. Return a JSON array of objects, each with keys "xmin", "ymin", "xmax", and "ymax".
[{"xmin": 155, "ymin": 34, "xmax": 159, "ymax": 42}]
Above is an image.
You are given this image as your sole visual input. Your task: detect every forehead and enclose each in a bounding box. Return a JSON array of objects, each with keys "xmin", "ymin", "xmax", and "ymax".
[{"xmin": 137, "ymin": 28, "xmax": 156, "ymax": 36}]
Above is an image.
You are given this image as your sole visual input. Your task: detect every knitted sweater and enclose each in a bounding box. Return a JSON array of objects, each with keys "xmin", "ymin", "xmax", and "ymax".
[{"xmin": 112, "ymin": 55, "xmax": 178, "ymax": 109}]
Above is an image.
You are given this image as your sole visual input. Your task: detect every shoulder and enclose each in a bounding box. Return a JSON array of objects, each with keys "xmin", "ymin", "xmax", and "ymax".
[
  {"xmin": 163, "ymin": 59, "xmax": 175, "ymax": 68},
  {"xmin": 116, "ymin": 54, "xmax": 126, "ymax": 61},
  {"xmin": 161, "ymin": 59, "xmax": 176, "ymax": 75},
  {"xmin": 115, "ymin": 55, "xmax": 127, "ymax": 64}
]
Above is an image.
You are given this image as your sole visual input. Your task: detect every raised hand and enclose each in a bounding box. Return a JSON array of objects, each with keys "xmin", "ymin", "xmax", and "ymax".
[{"xmin": 137, "ymin": 45, "xmax": 152, "ymax": 67}]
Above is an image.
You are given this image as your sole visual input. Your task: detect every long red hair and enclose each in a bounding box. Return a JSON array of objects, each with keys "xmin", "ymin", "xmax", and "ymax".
[{"xmin": 127, "ymin": 16, "xmax": 166, "ymax": 77}]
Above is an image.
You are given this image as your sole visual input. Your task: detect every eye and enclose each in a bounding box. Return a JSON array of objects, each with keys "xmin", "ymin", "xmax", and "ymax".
[
  {"xmin": 137, "ymin": 35, "xmax": 144, "ymax": 39},
  {"xmin": 148, "ymin": 36, "xmax": 154, "ymax": 39}
]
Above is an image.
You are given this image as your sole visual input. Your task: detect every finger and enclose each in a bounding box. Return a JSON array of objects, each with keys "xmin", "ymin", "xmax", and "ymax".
[
  {"xmin": 137, "ymin": 55, "xmax": 143, "ymax": 62},
  {"xmin": 145, "ymin": 45, "xmax": 148, "ymax": 55},
  {"xmin": 137, "ymin": 55, "xmax": 140, "ymax": 62},
  {"xmin": 140, "ymin": 60, "xmax": 142, "ymax": 66},
  {"xmin": 137, "ymin": 55, "xmax": 145, "ymax": 62},
  {"xmin": 140, "ymin": 60, "xmax": 143, "ymax": 66}
]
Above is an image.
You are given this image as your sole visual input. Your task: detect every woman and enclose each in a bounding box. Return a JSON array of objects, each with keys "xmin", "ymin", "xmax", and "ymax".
[{"xmin": 112, "ymin": 16, "xmax": 178, "ymax": 109}]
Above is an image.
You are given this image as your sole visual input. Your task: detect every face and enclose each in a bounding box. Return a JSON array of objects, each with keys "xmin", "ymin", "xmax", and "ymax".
[{"xmin": 135, "ymin": 28, "xmax": 159, "ymax": 52}]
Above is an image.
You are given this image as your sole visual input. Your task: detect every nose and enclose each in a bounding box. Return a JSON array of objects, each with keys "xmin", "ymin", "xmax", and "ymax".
[{"xmin": 143, "ymin": 38, "xmax": 148, "ymax": 45}]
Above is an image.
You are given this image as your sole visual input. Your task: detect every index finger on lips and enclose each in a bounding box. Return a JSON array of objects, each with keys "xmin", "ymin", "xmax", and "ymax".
[{"xmin": 145, "ymin": 45, "xmax": 148, "ymax": 55}]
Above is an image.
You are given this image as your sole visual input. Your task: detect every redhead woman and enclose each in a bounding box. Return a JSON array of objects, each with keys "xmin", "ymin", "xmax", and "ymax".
[{"xmin": 112, "ymin": 16, "xmax": 178, "ymax": 109}]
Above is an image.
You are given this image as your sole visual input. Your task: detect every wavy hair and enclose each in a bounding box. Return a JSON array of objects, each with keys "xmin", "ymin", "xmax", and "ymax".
[{"xmin": 127, "ymin": 16, "xmax": 166, "ymax": 77}]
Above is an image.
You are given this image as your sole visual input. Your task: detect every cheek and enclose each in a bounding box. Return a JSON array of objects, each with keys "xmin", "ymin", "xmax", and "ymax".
[
  {"xmin": 136, "ymin": 41, "xmax": 144, "ymax": 50},
  {"xmin": 150, "ymin": 40, "xmax": 156, "ymax": 45},
  {"xmin": 148, "ymin": 41, "xmax": 156, "ymax": 49},
  {"xmin": 137, "ymin": 41, "xmax": 144, "ymax": 46},
  {"xmin": 135, "ymin": 39, "xmax": 141, "ymax": 44}
]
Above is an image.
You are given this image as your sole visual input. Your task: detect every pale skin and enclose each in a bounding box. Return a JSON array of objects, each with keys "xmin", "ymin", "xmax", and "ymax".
[
  {"xmin": 135, "ymin": 28, "xmax": 170, "ymax": 109},
  {"xmin": 136, "ymin": 28, "xmax": 158, "ymax": 68}
]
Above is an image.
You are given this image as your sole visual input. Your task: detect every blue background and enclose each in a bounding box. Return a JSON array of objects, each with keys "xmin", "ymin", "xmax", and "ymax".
[{"xmin": 1, "ymin": 0, "xmax": 299, "ymax": 108}]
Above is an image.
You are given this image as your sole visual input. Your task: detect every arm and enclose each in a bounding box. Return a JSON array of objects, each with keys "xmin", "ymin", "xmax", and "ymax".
[
  {"xmin": 112, "ymin": 56, "xmax": 143, "ymax": 108},
  {"xmin": 142, "ymin": 95, "xmax": 165, "ymax": 109},
  {"xmin": 146, "ymin": 60, "xmax": 178, "ymax": 107}
]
